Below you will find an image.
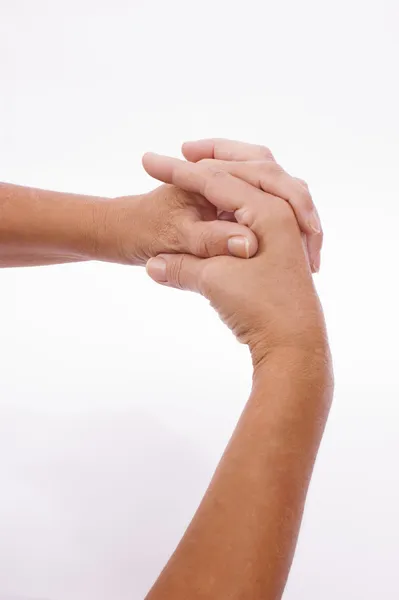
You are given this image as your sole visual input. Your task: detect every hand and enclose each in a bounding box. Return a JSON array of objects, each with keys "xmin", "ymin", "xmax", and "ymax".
[
  {"xmin": 96, "ymin": 184, "xmax": 259, "ymax": 266},
  {"xmin": 145, "ymin": 138, "xmax": 323, "ymax": 272},
  {"xmin": 145, "ymin": 154, "xmax": 327, "ymax": 368}
]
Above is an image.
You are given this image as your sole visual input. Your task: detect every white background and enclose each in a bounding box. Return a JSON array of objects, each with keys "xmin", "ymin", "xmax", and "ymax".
[{"xmin": 1, "ymin": 0, "xmax": 398, "ymax": 598}]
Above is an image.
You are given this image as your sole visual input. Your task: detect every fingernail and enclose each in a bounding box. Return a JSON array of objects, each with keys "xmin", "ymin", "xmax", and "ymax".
[
  {"xmin": 228, "ymin": 236, "xmax": 250, "ymax": 258},
  {"xmin": 146, "ymin": 257, "xmax": 167, "ymax": 282},
  {"xmin": 312, "ymin": 254, "xmax": 321, "ymax": 273},
  {"xmin": 308, "ymin": 209, "xmax": 321, "ymax": 234}
]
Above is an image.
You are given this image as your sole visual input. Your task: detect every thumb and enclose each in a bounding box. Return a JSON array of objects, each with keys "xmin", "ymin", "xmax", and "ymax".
[
  {"xmin": 186, "ymin": 219, "xmax": 258, "ymax": 259},
  {"xmin": 146, "ymin": 254, "xmax": 206, "ymax": 293}
]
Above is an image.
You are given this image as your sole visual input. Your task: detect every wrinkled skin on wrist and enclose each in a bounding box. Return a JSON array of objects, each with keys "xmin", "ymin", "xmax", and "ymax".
[{"xmin": 105, "ymin": 186, "xmax": 195, "ymax": 265}]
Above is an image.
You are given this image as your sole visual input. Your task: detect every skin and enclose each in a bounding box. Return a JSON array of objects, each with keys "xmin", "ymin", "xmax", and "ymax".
[
  {"xmin": 0, "ymin": 139, "xmax": 322, "ymax": 271},
  {"xmin": 0, "ymin": 138, "xmax": 330, "ymax": 597},
  {"xmin": 144, "ymin": 151, "xmax": 333, "ymax": 599},
  {"xmin": 175, "ymin": 138, "xmax": 322, "ymax": 272}
]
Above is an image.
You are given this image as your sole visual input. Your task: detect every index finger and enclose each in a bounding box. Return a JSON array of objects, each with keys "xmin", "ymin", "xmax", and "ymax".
[
  {"xmin": 182, "ymin": 138, "xmax": 276, "ymax": 163},
  {"xmin": 142, "ymin": 152, "xmax": 276, "ymax": 220}
]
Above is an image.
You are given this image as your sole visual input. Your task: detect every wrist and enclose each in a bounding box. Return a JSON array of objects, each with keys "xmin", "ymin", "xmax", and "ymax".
[
  {"xmin": 67, "ymin": 194, "xmax": 108, "ymax": 261},
  {"xmin": 89, "ymin": 194, "xmax": 144, "ymax": 265},
  {"xmin": 251, "ymin": 341, "xmax": 333, "ymax": 392},
  {"xmin": 248, "ymin": 299, "xmax": 330, "ymax": 373}
]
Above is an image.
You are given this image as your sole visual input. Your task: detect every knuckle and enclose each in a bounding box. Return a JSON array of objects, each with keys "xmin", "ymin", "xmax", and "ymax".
[
  {"xmin": 255, "ymin": 159, "xmax": 280, "ymax": 172},
  {"xmin": 194, "ymin": 229, "xmax": 209, "ymax": 257},
  {"xmin": 264, "ymin": 161, "xmax": 285, "ymax": 178},
  {"xmin": 208, "ymin": 166, "xmax": 228, "ymax": 179},
  {"xmin": 167, "ymin": 255, "xmax": 185, "ymax": 289},
  {"xmin": 296, "ymin": 186, "xmax": 314, "ymax": 211},
  {"xmin": 258, "ymin": 145, "xmax": 274, "ymax": 160},
  {"xmin": 269, "ymin": 160, "xmax": 283, "ymax": 171},
  {"xmin": 201, "ymin": 166, "xmax": 229, "ymax": 197},
  {"xmin": 257, "ymin": 161, "xmax": 285, "ymax": 191},
  {"xmin": 235, "ymin": 206, "xmax": 256, "ymax": 229},
  {"xmin": 193, "ymin": 227, "xmax": 217, "ymax": 258},
  {"xmin": 296, "ymin": 177, "xmax": 309, "ymax": 190}
]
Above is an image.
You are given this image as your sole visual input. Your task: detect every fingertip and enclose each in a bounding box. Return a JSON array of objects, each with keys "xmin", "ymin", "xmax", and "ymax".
[
  {"xmin": 312, "ymin": 253, "xmax": 321, "ymax": 273},
  {"xmin": 142, "ymin": 151, "xmax": 156, "ymax": 162},
  {"xmin": 227, "ymin": 230, "xmax": 258, "ymax": 259},
  {"xmin": 142, "ymin": 153, "xmax": 178, "ymax": 184},
  {"xmin": 306, "ymin": 208, "xmax": 322, "ymax": 235},
  {"xmin": 146, "ymin": 256, "xmax": 167, "ymax": 283},
  {"xmin": 307, "ymin": 245, "xmax": 321, "ymax": 273},
  {"xmin": 181, "ymin": 141, "xmax": 196, "ymax": 162},
  {"xmin": 141, "ymin": 152, "xmax": 150, "ymax": 167},
  {"xmin": 227, "ymin": 236, "xmax": 250, "ymax": 259},
  {"xmin": 181, "ymin": 140, "xmax": 194, "ymax": 151},
  {"xmin": 246, "ymin": 231, "xmax": 258, "ymax": 258},
  {"xmin": 141, "ymin": 152, "xmax": 158, "ymax": 171},
  {"xmin": 182, "ymin": 139, "xmax": 214, "ymax": 162}
]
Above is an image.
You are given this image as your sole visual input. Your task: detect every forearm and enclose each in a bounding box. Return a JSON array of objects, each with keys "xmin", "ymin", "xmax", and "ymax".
[
  {"xmin": 0, "ymin": 182, "xmax": 110, "ymax": 267},
  {"xmin": 146, "ymin": 345, "xmax": 333, "ymax": 600}
]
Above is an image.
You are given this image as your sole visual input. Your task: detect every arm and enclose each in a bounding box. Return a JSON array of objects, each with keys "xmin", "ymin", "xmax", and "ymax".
[
  {"xmin": 0, "ymin": 182, "xmax": 106, "ymax": 267},
  {"xmin": 146, "ymin": 346, "xmax": 332, "ymax": 600},
  {"xmin": 0, "ymin": 178, "xmax": 258, "ymax": 269},
  {"xmin": 0, "ymin": 180, "xmax": 258, "ymax": 268},
  {"xmin": 0, "ymin": 140, "xmax": 322, "ymax": 271},
  {"xmin": 144, "ymin": 150, "xmax": 333, "ymax": 599}
]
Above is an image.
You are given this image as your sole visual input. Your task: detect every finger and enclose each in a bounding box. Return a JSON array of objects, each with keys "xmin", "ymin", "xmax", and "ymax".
[
  {"xmin": 195, "ymin": 159, "xmax": 323, "ymax": 270},
  {"xmin": 295, "ymin": 179, "xmax": 321, "ymax": 272},
  {"xmin": 306, "ymin": 212, "xmax": 323, "ymax": 273},
  {"xmin": 308, "ymin": 239, "xmax": 321, "ymax": 272},
  {"xmin": 199, "ymin": 159, "xmax": 321, "ymax": 235},
  {"xmin": 182, "ymin": 138, "xmax": 276, "ymax": 162},
  {"xmin": 217, "ymin": 210, "xmax": 236, "ymax": 222},
  {"xmin": 183, "ymin": 218, "xmax": 258, "ymax": 259},
  {"xmin": 180, "ymin": 144, "xmax": 323, "ymax": 270},
  {"xmin": 142, "ymin": 153, "xmax": 268, "ymax": 219},
  {"xmin": 146, "ymin": 253, "xmax": 205, "ymax": 293}
]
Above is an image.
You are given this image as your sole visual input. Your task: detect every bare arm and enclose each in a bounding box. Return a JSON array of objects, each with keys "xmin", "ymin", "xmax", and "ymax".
[
  {"xmin": 0, "ymin": 141, "xmax": 323, "ymax": 271},
  {"xmin": 144, "ymin": 148, "xmax": 332, "ymax": 599},
  {"xmin": 0, "ymin": 178, "xmax": 258, "ymax": 268},
  {"xmin": 146, "ymin": 347, "xmax": 333, "ymax": 600},
  {"xmin": 0, "ymin": 182, "xmax": 107, "ymax": 267}
]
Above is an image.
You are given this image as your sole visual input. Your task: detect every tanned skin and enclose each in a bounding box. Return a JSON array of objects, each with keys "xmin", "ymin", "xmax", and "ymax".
[
  {"xmin": 1, "ymin": 139, "xmax": 328, "ymax": 599},
  {"xmin": 144, "ymin": 146, "xmax": 332, "ymax": 599}
]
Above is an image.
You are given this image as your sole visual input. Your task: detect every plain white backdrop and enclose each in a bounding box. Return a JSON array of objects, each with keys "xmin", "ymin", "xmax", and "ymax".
[{"xmin": 1, "ymin": 0, "xmax": 398, "ymax": 598}]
